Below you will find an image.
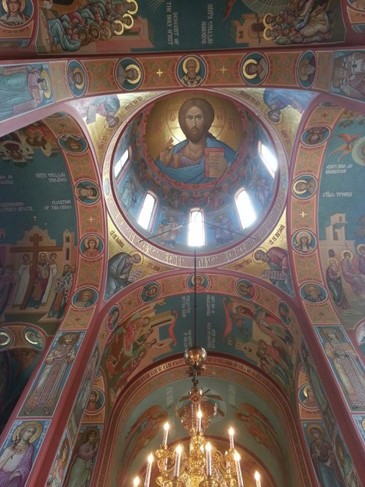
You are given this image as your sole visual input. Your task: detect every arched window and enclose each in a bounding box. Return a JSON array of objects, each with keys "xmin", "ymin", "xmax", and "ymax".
[
  {"xmin": 235, "ymin": 189, "xmax": 256, "ymax": 230},
  {"xmin": 114, "ymin": 148, "xmax": 129, "ymax": 178},
  {"xmin": 188, "ymin": 209, "xmax": 205, "ymax": 247},
  {"xmin": 137, "ymin": 192, "xmax": 157, "ymax": 231},
  {"xmin": 258, "ymin": 142, "xmax": 277, "ymax": 178}
]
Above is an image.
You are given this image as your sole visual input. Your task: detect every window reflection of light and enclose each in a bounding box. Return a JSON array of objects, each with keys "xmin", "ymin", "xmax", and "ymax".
[
  {"xmin": 188, "ymin": 210, "xmax": 205, "ymax": 247},
  {"xmin": 114, "ymin": 149, "xmax": 129, "ymax": 177},
  {"xmin": 137, "ymin": 193, "xmax": 156, "ymax": 231},
  {"xmin": 236, "ymin": 189, "xmax": 256, "ymax": 229},
  {"xmin": 259, "ymin": 142, "xmax": 277, "ymax": 178}
]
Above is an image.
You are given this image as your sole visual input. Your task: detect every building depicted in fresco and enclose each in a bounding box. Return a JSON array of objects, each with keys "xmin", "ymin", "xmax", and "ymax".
[{"xmin": 0, "ymin": 2, "xmax": 364, "ymax": 487}]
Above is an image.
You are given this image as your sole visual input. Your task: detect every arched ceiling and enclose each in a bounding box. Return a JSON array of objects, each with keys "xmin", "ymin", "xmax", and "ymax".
[
  {"xmin": 0, "ymin": 2, "xmax": 364, "ymax": 485},
  {"xmin": 1, "ymin": 85, "xmax": 364, "ymax": 485}
]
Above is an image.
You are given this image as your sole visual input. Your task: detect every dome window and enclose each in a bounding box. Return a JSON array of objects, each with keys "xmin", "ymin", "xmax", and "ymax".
[
  {"xmin": 258, "ymin": 142, "xmax": 277, "ymax": 178},
  {"xmin": 137, "ymin": 192, "xmax": 156, "ymax": 231},
  {"xmin": 235, "ymin": 189, "xmax": 256, "ymax": 230},
  {"xmin": 188, "ymin": 209, "xmax": 205, "ymax": 247},
  {"xmin": 114, "ymin": 148, "xmax": 130, "ymax": 178}
]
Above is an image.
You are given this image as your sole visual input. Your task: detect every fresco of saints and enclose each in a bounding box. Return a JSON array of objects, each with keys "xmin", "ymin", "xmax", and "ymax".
[
  {"xmin": 333, "ymin": 51, "xmax": 365, "ymax": 100},
  {"xmin": 156, "ymin": 98, "xmax": 236, "ymax": 184},
  {"xmin": 0, "ymin": 421, "xmax": 42, "ymax": 487},
  {"xmin": 23, "ymin": 333, "xmax": 79, "ymax": 415},
  {"xmin": 0, "ymin": 0, "xmax": 29, "ymax": 26},
  {"xmin": 66, "ymin": 428, "xmax": 100, "ymax": 487},
  {"xmin": 105, "ymin": 252, "xmax": 142, "ymax": 300},
  {"xmin": 320, "ymin": 328, "xmax": 365, "ymax": 410},
  {"xmin": 254, "ymin": 247, "xmax": 294, "ymax": 296},
  {"xmin": 263, "ymin": 88, "xmax": 314, "ymax": 123},
  {"xmin": 308, "ymin": 425, "xmax": 344, "ymax": 487},
  {"xmin": 46, "ymin": 437, "xmax": 70, "ymax": 487}
]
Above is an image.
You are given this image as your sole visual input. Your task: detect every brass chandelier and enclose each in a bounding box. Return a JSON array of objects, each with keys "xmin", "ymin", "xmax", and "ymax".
[
  {"xmin": 132, "ymin": 347, "xmax": 262, "ymax": 487},
  {"xmin": 132, "ymin": 249, "xmax": 262, "ymax": 486}
]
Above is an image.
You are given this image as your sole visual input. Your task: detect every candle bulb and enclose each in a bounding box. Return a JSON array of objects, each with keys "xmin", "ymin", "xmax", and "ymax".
[
  {"xmin": 228, "ymin": 427, "xmax": 235, "ymax": 449},
  {"xmin": 144, "ymin": 454, "xmax": 153, "ymax": 487},
  {"xmin": 254, "ymin": 471, "xmax": 261, "ymax": 487},
  {"xmin": 174, "ymin": 445, "xmax": 182, "ymax": 477},
  {"xmin": 197, "ymin": 409, "xmax": 202, "ymax": 433},
  {"xmin": 205, "ymin": 442, "xmax": 212, "ymax": 476},
  {"xmin": 234, "ymin": 451, "xmax": 244, "ymax": 487},
  {"xmin": 133, "ymin": 477, "xmax": 140, "ymax": 487},
  {"xmin": 163, "ymin": 422, "xmax": 169, "ymax": 447}
]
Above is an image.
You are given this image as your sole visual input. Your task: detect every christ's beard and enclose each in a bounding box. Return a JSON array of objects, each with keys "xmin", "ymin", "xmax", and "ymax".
[{"xmin": 186, "ymin": 127, "xmax": 205, "ymax": 143}]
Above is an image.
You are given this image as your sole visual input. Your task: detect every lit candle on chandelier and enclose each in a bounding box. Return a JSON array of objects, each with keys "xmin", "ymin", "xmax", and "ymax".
[
  {"xmin": 228, "ymin": 427, "xmax": 235, "ymax": 449},
  {"xmin": 254, "ymin": 471, "xmax": 262, "ymax": 487},
  {"xmin": 197, "ymin": 409, "xmax": 203, "ymax": 433},
  {"xmin": 174, "ymin": 445, "xmax": 183, "ymax": 477},
  {"xmin": 143, "ymin": 453, "xmax": 153, "ymax": 487},
  {"xmin": 205, "ymin": 442, "xmax": 212, "ymax": 476},
  {"xmin": 133, "ymin": 476, "xmax": 140, "ymax": 486},
  {"xmin": 163, "ymin": 422, "xmax": 170, "ymax": 447},
  {"xmin": 234, "ymin": 451, "xmax": 244, "ymax": 487}
]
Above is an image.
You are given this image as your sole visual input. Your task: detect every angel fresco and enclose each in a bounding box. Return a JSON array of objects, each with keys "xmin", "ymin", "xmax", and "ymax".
[
  {"xmin": 123, "ymin": 405, "xmax": 168, "ymax": 465},
  {"xmin": 329, "ymin": 133, "xmax": 361, "ymax": 161},
  {"xmin": 235, "ymin": 403, "xmax": 283, "ymax": 461}
]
